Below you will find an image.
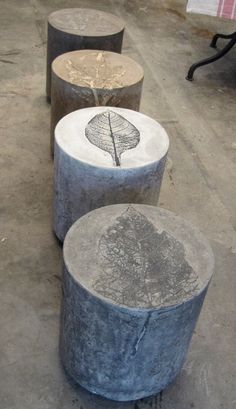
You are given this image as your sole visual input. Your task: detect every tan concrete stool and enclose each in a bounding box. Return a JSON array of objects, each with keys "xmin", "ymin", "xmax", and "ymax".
[
  {"xmin": 46, "ymin": 8, "xmax": 125, "ymax": 100},
  {"xmin": 50, "ymin": 50, "xmax": 144, "ymax": 155}
]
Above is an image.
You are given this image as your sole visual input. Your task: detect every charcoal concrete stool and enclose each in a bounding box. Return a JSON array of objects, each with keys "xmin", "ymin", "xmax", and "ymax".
[
  {"xmin": 53, "ymin": 106, "xmax": 169, "ymax": 242},
  {"xmin": 60, "ymin": 204, "xmax": 214, "ymax": 401},
  {"xmin": 50, "ymin": 50, "xmax": 144, "ymax": 154},
  {"xmin": 46, "ymin": 8, "xmax": 124, "ymax": 100}
]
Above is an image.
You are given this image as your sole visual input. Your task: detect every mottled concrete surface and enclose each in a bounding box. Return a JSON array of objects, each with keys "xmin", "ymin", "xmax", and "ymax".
[
  {"xmin": 60, "ymin": 205, "xmax": 213, "ymax": 400},
  {"xmin": 0, "ymin": 0, "xmax": 235, "ymax": 408}
]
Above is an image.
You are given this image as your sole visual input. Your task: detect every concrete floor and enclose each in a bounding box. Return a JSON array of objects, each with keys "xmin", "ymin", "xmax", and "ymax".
[{"xmin": 0, "ymin": 0, "xmax": 236, "ymax": 408}]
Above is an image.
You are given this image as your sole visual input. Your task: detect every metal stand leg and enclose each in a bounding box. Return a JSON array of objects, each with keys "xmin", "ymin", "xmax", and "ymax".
[
  {"xmin": 186, "ymin": 32, "xmax": 236, "ymax": 81},
  {"xmin": 210, "ymin": 32, "xmax": 236, "ymax": 48}
]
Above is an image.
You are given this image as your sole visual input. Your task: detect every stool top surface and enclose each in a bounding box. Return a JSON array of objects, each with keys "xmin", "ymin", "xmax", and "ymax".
[
  {"xmin": 64, "ymin": 204, "xmax": 214, "ymax": 310},
  {"xmin": 52, "ymin": 50, "xmax": 143, "ymax": 89},
  {"xmin": 48, "ymin": 8, "xmax": 124, "ymax": 36},
  {"xmin": 55, "ymin": 107, "xmax": 169, "ymax": 169}
]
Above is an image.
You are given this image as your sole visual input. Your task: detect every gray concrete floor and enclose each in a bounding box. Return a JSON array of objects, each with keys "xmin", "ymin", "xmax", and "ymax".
[{"xmin": 0, "ymin": 0, "xmax": 236, "ymax": 408}]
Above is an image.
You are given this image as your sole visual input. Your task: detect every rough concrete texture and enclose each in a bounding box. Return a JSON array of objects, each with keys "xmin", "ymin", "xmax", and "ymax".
[
  {"xmin": 50, "ymin": 50, "xmax": 144, "ymax": 152},
  {"xmin": 61, "ymin": 204, "xmax": 214, "ymax": 401},
  {"xmin": 0, "ymin": 0, "xmax": 236, "ymax": 408},
  {"xmin": 54, "ymin": 107, "xmax": 168, "ymax": 241},
  {"xmin": 46, "ymin": 8, "xmax": 125, "ymax": 99}
]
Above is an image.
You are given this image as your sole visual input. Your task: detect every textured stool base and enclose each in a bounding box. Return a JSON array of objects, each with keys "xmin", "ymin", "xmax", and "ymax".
[
  {"xmin": 60, "ymin": 204, "xmax": 214, "ymax": 401},
  {"xmin": 60, "ymin": 278, "xmax": 207, "ymax": 401}
]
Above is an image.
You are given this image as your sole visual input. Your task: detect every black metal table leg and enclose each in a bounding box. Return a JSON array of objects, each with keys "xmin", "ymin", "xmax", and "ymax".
[
  {"xmin": 210, "ymin": 32, "xmax": 236, "ymax": 48},
  {"xmin": 186, "ymin": 32, "xmax": 236, "ymax": 81}
]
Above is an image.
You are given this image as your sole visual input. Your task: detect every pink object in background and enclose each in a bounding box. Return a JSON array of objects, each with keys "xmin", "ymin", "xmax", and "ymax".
[
  {"xmin": 217, "ymin": 0, "xmax": 236, "ymax": 19},
  {"xmin": 187, "ymin": 0, "xmax": 236, "ymax": 20}
]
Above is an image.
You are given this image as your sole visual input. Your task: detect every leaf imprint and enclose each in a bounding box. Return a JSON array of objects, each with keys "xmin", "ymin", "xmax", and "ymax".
[
  {"xmin": 85, "ymin": 110, "xmax": 140, "ymax": 166},
  {"xmin": 92, "ymin": 206, "xmax": 200, "ymax": 308}
]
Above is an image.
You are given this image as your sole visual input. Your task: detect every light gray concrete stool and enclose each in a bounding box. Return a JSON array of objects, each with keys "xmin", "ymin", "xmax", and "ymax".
[
  {"xmin": 60, "ymin": 204, "xmax": 214, "ymax": 401},
  {"xmin": 50, "ymin": 50, "xmax": 144, "ymax": 154},
  {"xmin": 53, "ymin": 106, "xmax": 169, "ymax": 242},
  {"xmin": 46, "ymin": 8, "xmax": 124, "ymax": 101}
]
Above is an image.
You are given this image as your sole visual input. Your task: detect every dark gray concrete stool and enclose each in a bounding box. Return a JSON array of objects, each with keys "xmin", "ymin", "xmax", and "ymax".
[
  {"xmin": 53, "ymin": 107, "xmax": 169, "ymax": 242},
  {"xmin": 60, "ymin": 204, "xmax": 214, "ymax": 401},
  {"xmin": 50, "ymin": 50, "xmax": 144, "ymax": 154},
  {"xmin": 46, "ymin": 8, "xmax": 124, "ymax": 100}
]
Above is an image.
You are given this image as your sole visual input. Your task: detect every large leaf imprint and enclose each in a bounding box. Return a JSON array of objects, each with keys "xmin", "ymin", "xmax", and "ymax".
[
  {"xmin": 93, "ymin": 206, "xmax": 200, "ymax": 308},
  {"xmin": 85, "ymin": 110, "xmax": 140, "ymax": 166}
]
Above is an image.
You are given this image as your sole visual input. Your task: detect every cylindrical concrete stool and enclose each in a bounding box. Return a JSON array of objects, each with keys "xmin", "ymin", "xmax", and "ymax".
[
  {"xmin": 46, "ymin": 8, "xmax": 125, "ymax": 100},
  {"xmin": 50, "ymin": 50, "xmax": 144, "ymax": 154},
  {"xmin": 53, "ymin": 106, "xmax": 169, "ymax": 242},
  {"xmin": 60, "ymin": 204, "xmax": 214, "ymax": 401}
]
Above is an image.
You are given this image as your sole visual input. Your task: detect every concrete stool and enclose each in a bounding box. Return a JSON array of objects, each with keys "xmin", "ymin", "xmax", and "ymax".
[
  {"xmin": 60, "ymin": 204, "xmax": 214, "ymax": 401},
  {"xmin": 53, "ymin": 106, "xmax": 169, "ymax": 242},
  {"xmin": 50, "ymin": 50, "xmax": 144, "ymax": 154},
  {"xmin": 46, "ymin": 8, "xmax": 124, "ymax": 100}
]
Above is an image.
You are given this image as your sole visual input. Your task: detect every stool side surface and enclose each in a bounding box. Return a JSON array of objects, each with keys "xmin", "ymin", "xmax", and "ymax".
[
  {"xmin": 48, "ymin": 8, "xmax": 125, "ymax": 36},
  {"xmin": 63, "ymin": 204, "xmax": 214, "ymax": 310}
]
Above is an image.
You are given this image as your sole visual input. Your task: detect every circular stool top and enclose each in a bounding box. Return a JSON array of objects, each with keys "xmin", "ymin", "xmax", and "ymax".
[
  {"xmin": 52, "ymin": 50, "xmax": 143, "ymax": 89},
  {"xmin": 64, "ymin": 204, "xmax": 214, "ymax": 310},
  {"xmin": 55, "ymin": 106, "xmax": 169, "ymax": 169},
  {"xmin": 48, "ymin": 8, "xmax": 125, "ymax": 36}
]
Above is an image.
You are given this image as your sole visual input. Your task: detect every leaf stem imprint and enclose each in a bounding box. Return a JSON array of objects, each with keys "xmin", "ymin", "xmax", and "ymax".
[{"xmin": 107, "ymin": 110, "xmax": 120, "ymax": 166}]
